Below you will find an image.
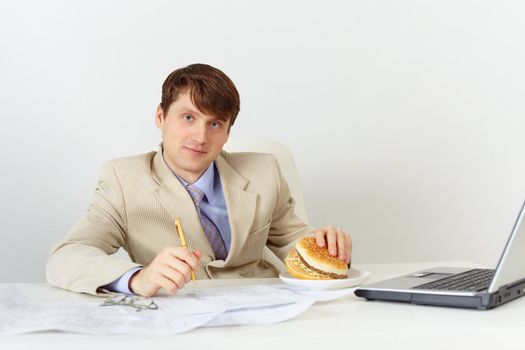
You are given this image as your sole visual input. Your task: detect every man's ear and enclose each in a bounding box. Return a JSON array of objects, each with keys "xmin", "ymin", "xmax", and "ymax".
[{"xmin": 155, "ymin": 105, "xmax": 164, "ymax": 129}]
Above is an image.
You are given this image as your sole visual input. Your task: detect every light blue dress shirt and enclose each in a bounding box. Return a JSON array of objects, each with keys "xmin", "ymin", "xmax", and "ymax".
[
  {"xmin": 103, "ymin": 161, "xmax": 231, "ymax": 294},
  {"xmin": 174, "ymin": 162, "xmax": 232, "ymax": 252}
]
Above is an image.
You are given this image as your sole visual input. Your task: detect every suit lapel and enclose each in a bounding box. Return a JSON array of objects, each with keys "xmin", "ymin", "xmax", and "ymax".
[
  {"xmin": 211, "ymin": 152, "xmax": 257, "ymax": 267},
  {"xmin": 151, "ymin": 150, "xmax": 215, "ymax": 257}
]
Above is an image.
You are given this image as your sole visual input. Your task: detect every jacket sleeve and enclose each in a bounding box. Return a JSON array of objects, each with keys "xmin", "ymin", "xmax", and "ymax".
[
  {"xmin": 46, "ymin": 161, "xmax": 142, "ymax": 296},
  {"xmin": 265, "ymin": 157, "xmax": 311, "ymax": 261}
]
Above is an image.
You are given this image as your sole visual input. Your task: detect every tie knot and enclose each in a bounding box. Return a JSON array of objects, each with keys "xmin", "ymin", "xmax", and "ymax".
[{"xmin": 186, "ymin": 185, "xmax": 205, "ymax": 205}]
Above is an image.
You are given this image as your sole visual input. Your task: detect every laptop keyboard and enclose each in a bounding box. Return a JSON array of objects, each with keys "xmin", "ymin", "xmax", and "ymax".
[{"xmin": 413, "ymin": 269, "xmax": 495, "ymax": 292}]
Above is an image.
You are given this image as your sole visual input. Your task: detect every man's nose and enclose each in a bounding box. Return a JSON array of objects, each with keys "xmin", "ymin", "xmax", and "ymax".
[{"xmin": 192, "ymin": 122, "xmax": 208, "ymax": 143}]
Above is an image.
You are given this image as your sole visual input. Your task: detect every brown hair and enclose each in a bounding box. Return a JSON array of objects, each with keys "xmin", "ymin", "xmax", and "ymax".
[{"xmin": 160, "ymin": 64, "xmax": 240, "ymax": 128}]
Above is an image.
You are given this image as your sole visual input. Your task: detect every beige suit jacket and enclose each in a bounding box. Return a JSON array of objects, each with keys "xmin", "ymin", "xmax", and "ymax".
[{"xmin": 46, "ymin": 149, "xmax": 310, "ymax": 295}]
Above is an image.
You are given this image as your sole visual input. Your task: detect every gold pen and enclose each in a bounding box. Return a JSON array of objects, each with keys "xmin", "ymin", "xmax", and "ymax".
[{"xmin": 175, "ymin": 218, "xmax": 196, "ymax": 282}]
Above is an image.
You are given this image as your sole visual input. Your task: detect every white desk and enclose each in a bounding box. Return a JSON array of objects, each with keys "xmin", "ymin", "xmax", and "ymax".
[{"xmin": 2, "ymin": 261, "xmax": 525, "ymax": 350}]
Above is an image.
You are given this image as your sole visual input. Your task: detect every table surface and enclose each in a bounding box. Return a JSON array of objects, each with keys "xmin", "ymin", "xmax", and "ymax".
[{"xmin": 2, "ymin": 261, "xmax": 524, "ymax": 350}]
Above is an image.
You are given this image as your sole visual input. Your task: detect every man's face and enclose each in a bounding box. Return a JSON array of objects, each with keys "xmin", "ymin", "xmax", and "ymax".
[{"xmin": 156, "ymin": 91, "xmax": 230, "ymax": 183}]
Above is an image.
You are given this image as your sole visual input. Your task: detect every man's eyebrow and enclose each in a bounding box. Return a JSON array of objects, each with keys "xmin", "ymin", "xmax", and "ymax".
[
  {"xmin": 180, "ymin": 108, "xmax": 201, "ymax": 116},
  {"xmin": 181, "ymin": 108, "xmax": 228, "ymax": 121}
]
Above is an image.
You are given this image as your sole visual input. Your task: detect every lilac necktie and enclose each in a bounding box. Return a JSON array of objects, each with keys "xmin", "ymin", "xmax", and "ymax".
[{"xmin": 186, "ymin": 184, "xmax": 228, "ymax": 260}]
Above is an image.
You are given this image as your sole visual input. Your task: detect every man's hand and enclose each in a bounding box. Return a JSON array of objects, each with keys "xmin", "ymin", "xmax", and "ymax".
[
  {"xmin": 313, "ymin": 225, "xmax": 352, "ymax": 265},
  {"xmin": 130, "ymin": 247, "xmax": 202, "ymax": 297}
]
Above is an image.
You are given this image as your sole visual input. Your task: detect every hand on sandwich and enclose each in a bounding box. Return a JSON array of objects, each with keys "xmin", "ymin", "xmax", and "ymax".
[
  {"xmin": 285, "ymin": 226, "xmax": 352, "ymax": 280},
  {"xmin": 313, "ymin": 225, "xmax": 352, "ymax": 265}
]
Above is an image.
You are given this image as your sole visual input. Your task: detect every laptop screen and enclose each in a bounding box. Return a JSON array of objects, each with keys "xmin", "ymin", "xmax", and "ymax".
[{"xmin": 488, "ymin": 200, "xmax": 525, "ymax": 293}]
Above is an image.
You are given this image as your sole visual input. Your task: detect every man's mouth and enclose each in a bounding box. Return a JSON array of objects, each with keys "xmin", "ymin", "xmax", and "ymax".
[{"xmin": 184, "ymin": 146, "xmax": 207, "ymax": 154}]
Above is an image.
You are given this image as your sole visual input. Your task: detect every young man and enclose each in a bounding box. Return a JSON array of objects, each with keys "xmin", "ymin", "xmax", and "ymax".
[{"xmin": 46, "ymin": 64, "xmax": 352, "ymax": 297}]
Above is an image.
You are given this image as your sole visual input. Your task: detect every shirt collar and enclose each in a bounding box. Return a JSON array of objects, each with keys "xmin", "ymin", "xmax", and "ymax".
[
  {"xmin": 162, "ymin": 154, "xmax": 216, "ymax": 203},
  {"xmin": 191, "ymin": 162, "xmax": 216, "ymax": 202}
]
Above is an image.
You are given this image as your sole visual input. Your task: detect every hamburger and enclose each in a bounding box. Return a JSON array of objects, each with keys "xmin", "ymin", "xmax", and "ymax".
[{"xmin": 285, "ymin": 236, "xmax": 348, "ymax": 280}]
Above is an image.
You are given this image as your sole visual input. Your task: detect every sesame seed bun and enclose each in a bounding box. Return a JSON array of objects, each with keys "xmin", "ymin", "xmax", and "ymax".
[{"xmin": 285, "ymin": 236, "xmax": 348, "ymax": 280}]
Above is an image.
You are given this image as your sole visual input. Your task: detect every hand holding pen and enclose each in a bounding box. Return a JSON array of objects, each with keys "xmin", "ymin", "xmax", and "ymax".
[
  {"xmin": 175, "ymin": 218, "xmax": 196, "ymax": 282},
  {"xmin": 129, "ymin": 219, "xmax": 202, "ymax": 297}
]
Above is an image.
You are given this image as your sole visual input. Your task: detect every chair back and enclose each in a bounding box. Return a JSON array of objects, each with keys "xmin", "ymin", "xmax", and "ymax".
[{"xmin": 224, "ymin": 138, "xmax": 308, "ymax": 224}]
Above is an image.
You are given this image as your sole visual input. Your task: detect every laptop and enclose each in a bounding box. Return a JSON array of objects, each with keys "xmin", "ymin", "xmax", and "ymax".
[{"xmin": 354, "ymin": 200, "xmax": 525, "ymax": 310}]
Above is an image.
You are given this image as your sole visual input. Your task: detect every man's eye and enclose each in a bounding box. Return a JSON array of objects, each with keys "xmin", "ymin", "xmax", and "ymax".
[
  {"xmin": 183, "ymin": 114, "xmax": 193, "ymax": 121},
  {"xmin": 210, "ymin": 121, "xmax": 221, "ymax": 129}
]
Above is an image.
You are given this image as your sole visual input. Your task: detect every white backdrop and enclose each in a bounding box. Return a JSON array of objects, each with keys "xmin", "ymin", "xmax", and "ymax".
[{"xmin": 1, "ymin": 0, "xmax": 524, "ymax": 282}]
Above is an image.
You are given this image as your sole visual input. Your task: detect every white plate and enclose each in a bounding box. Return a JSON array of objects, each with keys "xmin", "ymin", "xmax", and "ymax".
[{"xmin": 279, "ymin": 268, "xmax": 371, "ymax": 291}]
